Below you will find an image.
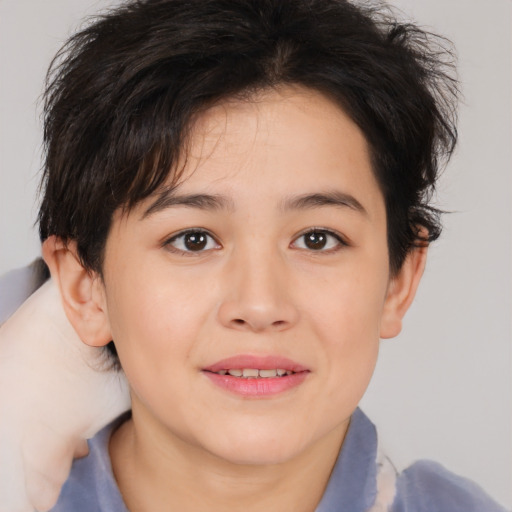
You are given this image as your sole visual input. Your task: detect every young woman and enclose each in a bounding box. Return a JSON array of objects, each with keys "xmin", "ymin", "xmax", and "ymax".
[{"xmin": 0, "ymin": 1, "xmax": 507, "ymax": 510}]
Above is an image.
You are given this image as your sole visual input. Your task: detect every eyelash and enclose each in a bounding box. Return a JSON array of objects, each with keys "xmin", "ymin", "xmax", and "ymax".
[
  {"xmin": 164, "ymin": 229, "xmax": 220, "ymax": 256},
  {"xmin": 291, "ymin": 228, "xmax": 348, "ymax": 253},
  {"xmin": 163, "ymin": 228, "xmax": 348, "ymax": 256}
]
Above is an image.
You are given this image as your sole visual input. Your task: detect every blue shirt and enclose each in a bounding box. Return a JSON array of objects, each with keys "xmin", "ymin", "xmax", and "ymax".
[{"xmin": 51, "ymin": 408, "xmax": 507, "ymax": 512}]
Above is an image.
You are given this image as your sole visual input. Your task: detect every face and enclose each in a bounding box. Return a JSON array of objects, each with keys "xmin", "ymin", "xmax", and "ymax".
[{"xmin": 96, "ymin": 86, "xmax": 404, "ymax": 465}]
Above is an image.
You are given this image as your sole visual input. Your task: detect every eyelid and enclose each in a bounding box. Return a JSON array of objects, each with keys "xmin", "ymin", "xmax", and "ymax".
[
  {"xmin": 163, "ymin": 228, "xmax": 221, "ymax": 255},
  {"xmin": 290, "ymin": 227, "xmax": 349, "ymax": 252},
  {"xmin": 162, "ymin": 226, "xmax": 348, "ymax": 256}
]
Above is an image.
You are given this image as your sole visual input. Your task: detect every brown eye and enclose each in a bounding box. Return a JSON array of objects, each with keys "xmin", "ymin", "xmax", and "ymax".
[
  {"xmin": 184, "ymin": 232, "xmax": 208, "ymax": 251},
  {"xmin": 304, "ymin": 231, "xmax": 328, "ymax": 250},
  {"xmin": 292, "ymin": 229, "xmax": 346, "ymax": 252},
  {"xmin": 166, "ymin": 230, "xmax": 219, "ymax": 254}
]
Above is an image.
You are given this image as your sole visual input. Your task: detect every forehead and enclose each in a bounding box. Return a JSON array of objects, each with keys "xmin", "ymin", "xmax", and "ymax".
[
  {"xmin": 190, "ymin": 87, "xmax": 370, "ymax": 177},
  {"xmin": 140, "ymin": 86, "xmax": 385, "ymax": 222}
]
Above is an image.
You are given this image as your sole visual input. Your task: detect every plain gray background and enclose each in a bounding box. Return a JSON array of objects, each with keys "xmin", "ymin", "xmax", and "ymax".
[{"xmin": 0, "ymin": 0, "xmax": 510, "ymax": 508}]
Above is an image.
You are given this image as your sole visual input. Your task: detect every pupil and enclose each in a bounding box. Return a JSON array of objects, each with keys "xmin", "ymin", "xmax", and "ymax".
[
  {"xmin": 305, "ymin": 232, "xmax": 326, "ymax": 250},
  {"xmin": 184, "ymin": 232, "xmax": 207, "ymax": 251}
]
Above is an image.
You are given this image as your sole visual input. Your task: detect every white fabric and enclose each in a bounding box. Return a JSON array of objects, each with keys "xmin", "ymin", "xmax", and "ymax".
[
  {"xmin": 368, "ymin": 447, "xmax": 398, "ymax": 512},
  {"xmin": 0, "ymin": 280, "xmax": 130, "ymax": 512}
]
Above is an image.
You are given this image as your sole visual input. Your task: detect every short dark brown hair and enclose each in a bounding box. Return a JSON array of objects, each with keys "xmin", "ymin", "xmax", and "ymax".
[{"xmin": 38, "ymin": 0, "xmax": 458, "ymax": 276}]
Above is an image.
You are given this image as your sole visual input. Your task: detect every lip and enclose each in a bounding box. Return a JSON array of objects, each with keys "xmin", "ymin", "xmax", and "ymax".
[
  {"xmin": 203, "ymin": 355, "xmax": 309, "ymax": 373},
  {"xmin": 202, "ymin": 355, "xmax": 310, "ymax": 398}
]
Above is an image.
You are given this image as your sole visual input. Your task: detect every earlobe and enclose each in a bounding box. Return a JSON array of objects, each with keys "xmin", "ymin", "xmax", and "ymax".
[
  {"xmin": 42, "ymin": 236, "xmax": 112, "ymax": 347},
  {"xmin": 379, "ymin": 243, "xmax": 428, "ymax": 339}
]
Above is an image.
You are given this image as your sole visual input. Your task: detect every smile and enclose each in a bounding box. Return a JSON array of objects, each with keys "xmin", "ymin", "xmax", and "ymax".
[
  {"xmin": 203, "ymin": 355, "xmax": 309, "ymax": 397},
  {"xmin": 214, "ymin": 368, "xmax": 294, "ymax": 378}
]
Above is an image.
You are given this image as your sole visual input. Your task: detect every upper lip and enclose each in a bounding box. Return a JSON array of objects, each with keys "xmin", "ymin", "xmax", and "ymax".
[{"xmin": 203, "ymin": 355, "xmax": 309, "ymax": 373}]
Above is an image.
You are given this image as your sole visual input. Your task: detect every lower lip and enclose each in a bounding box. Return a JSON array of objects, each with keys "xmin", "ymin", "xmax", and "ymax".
[{"xmin": 203, "ymin": 371, "xmax": 309, "ymax": 397}]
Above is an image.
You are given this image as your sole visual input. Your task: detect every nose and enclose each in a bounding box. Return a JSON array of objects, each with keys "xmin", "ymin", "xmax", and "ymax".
[{"xmin": 217, "ymin": 247, "xmax": 299, "ymax": 333}]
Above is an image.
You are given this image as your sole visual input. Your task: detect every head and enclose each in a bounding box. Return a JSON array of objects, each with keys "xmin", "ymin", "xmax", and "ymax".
[
  {"xmin": 40, "ymin": 0, "xmax": 457, "ymax": 465},
  {"xmin": 39, "ymin": 0, "xmax": 457, "ymax": 276}
]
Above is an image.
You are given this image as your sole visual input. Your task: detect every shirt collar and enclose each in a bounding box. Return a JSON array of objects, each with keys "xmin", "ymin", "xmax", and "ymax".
[{"xmin": 316, "ymin": 408, "xmax": 378, "ymax": 512}]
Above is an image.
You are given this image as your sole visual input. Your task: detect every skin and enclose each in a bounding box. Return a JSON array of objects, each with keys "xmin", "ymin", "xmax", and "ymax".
[{"xmin": 44, "ymin": 86, "xmax": 426, "ymax": 511}]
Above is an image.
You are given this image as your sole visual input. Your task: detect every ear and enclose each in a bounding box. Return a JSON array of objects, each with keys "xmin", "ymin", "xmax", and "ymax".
[
  {"xmin": 379, "ymin": 243, "xmax": 428, "ymax": 339},
  {"xmin": 42, "ymin": 236, "xmax": 112, "ymax": 347}
]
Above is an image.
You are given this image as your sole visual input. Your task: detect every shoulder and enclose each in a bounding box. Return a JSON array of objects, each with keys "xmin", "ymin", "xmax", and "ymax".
[
  {"xmin": 50, "ymin": 414, "xmax": 129, "ymax": 512},
  {"xmin": 391, "ymin": 459, "xmax": 507, "ymax": 512}
]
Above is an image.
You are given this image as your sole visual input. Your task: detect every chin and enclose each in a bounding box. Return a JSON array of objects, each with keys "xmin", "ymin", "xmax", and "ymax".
[{"xmin": 204, "ymin": 429, "xmax": 311, "ymax": 466}]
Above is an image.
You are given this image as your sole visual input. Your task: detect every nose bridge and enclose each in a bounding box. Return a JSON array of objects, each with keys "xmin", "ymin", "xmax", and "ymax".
[
  {"xmin": 217, "ymin": 237, "xmax": 298, "ymax": 332},
  {"xmin": 237, "ymin": 242, "xmax": 282, "ymax": 301}
]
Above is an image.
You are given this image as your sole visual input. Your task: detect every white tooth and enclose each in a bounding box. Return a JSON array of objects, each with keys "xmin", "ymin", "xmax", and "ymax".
[
  {"xmin": 242, "ymin": 368, "xmax": 259, "ymax": 378},
  {"xmin": 259, "ymin": 369, "xmax": 277, "ymax": 378},
  {"xmin": 217, "ymin": 370, "xmax": 227, "ymax": 375},
  {"xmin": 285, "ymin": 370, "xmax": 293, "ymax": 376},
  {"xmin": 276, "ymin": 369, "xmax": 287, "ymax": 376},
  {"xmin": 228, "ymin": 369, "xmax": 243, "ymax": 377}
]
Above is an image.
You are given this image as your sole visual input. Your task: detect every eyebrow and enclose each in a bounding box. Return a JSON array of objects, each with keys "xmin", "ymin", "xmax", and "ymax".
[
  {"xmin": 142, "ymin": 188, "xmax": 367, "ymax": 218},
  {"xmin": 280, "ymin": 191, "xmax": 368, "ymax": 216},
  {"xmin": 142, "ymin": 190, "xmax": 235, "ymax": 218}
]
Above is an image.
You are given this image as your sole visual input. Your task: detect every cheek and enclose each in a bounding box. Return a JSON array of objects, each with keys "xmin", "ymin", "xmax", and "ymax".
[
  {"xmin": 306, "ymin": 260, "xmax": 388, "ymax": 343},
  {"xmin": 103, "ymin": 267, "xmax": 208, "ymax": 391},
  {"xmin": 302, "ymin": 258, "xmax": 388, "ymax": 399},
  {"xmin": 107, "ymin": 251, "xmax": 210, "ymax": 336}
]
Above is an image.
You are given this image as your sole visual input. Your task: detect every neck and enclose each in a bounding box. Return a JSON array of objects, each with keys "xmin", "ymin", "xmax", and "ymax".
[{"xmin": 110, "ymin": 404, "xmax": 348, "ymax": 512}]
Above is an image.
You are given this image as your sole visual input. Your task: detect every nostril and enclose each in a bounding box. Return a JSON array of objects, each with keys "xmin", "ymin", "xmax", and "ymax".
[{"xmin": 233, "ymin": 319, "xmax": 245, "ymax": 325}]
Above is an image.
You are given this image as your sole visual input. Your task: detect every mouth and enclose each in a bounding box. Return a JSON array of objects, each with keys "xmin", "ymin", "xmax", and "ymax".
[
  {"xmin": 202, "ymin": 355, "xmax": 309, "ymax": 397},
  {"xmin": 209, "ymin": 368, "xmax": 295, "ymax": 378}
]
